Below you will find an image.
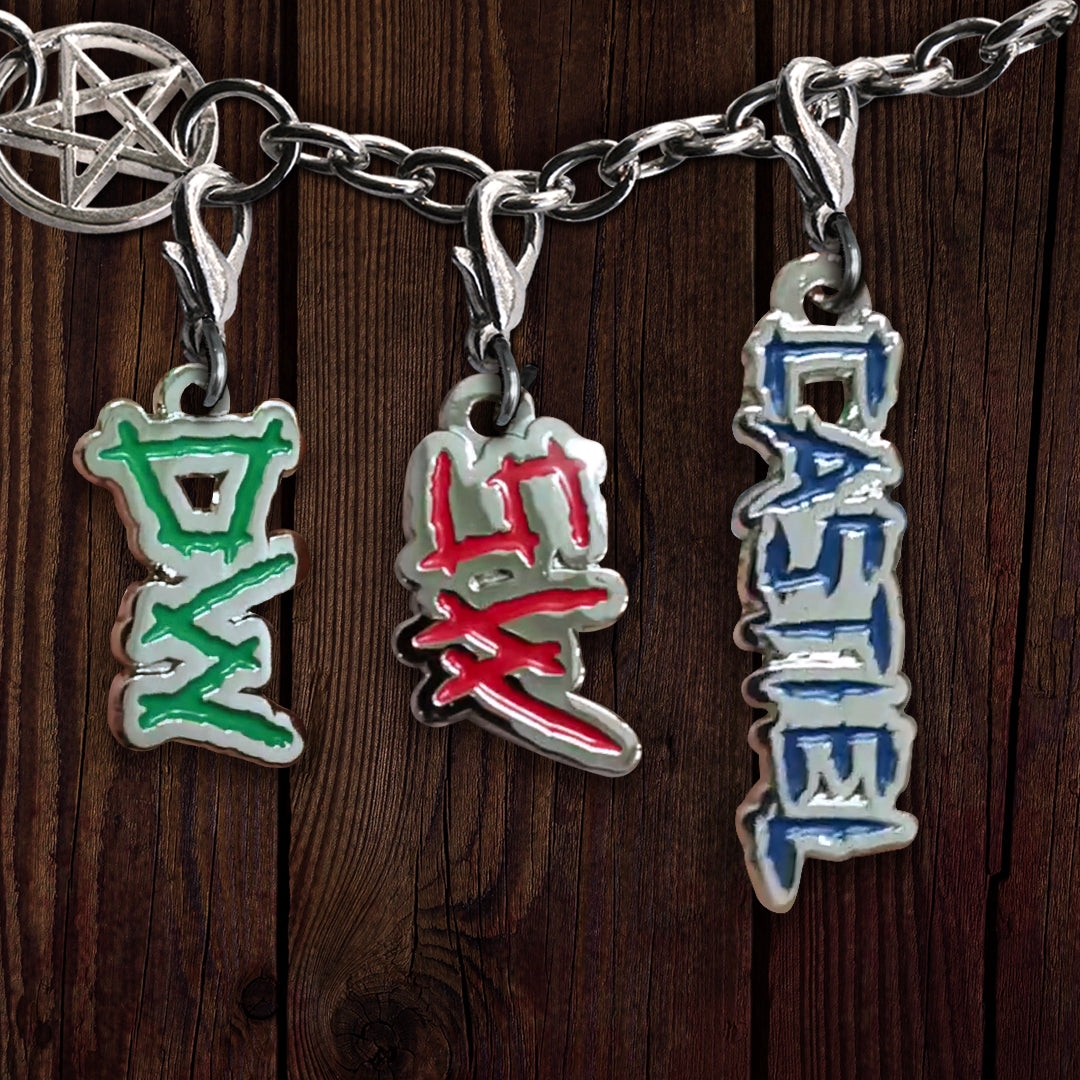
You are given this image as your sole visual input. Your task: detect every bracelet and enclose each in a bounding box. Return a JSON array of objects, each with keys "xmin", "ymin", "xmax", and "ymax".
[
  {"xmin": 0, "ymin": 0, "xmax": 1074, "ymax": 914},
  {"xmin": 0, "ymin": 2, "xmax": 1073, "ymax": 229}
]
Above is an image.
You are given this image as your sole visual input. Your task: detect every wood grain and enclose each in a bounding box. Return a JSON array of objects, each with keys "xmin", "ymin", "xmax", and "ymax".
[
  {"xmin": 993, "ymin": 20, "xmax": 1080, "ymax": 1080},
  {"xmin": 0, "ymin": 2, "xmax": 283, "ymax": 1077},
  {"xmin": 0, "ymin": 1, "xmax": 1076, "ymax": 1078},
  {"xmin": 288, "ymin": 1, "xmax": 759, "ymax": 1076},
  {"xmin": 765, "ymin": 3, "xmax": 1063, "ymax": 1078}
]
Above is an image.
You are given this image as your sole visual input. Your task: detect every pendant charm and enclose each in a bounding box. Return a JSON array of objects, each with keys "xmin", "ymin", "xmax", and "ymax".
[
  {"xmin": 395, "ymin": 374, "xmax": 640, "ymax": 776},
  {"xmin": 0, "ymin": 20, "xmax": 217, "ymax": 232},
  {"xmin": 75, "ymin": 365, "xmax": 306, "ymax": 765},
  {"xmin": 733, "ymin": 253, "xmax": 917, "ymax": 911}
]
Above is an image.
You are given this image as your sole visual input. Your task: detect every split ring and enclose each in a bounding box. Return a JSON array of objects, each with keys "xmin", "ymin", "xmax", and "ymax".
[
  {"xmin": 0, "ymin": 12, "xmax": 45, "ymax": 113},
  {"xmin": 174, "ymin": 78, "xmax": 300, "ymax": 204},
  {"xmin": 814, "ymin": 212, "xmax": 863, "ymax": 314}
]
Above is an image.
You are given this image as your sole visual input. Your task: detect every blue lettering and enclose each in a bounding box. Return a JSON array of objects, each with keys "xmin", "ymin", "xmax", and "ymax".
[{"xmin": 734, "ymin": 304, "xmax": 917, "ymax": 912}]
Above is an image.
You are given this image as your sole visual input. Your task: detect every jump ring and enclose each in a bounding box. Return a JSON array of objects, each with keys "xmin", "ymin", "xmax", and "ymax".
[
  {"xmin": 814, "ymin": 212, "xmax": 863, "ymax": 314},
  {"xmin": 192, "ymin": 318, "xmax": 229, "ymax": 409},
  {"xmin": 0, "ymin": 13, "xmax": 45, "ymax": 113},
  {"xmin": 173, "ymin": 78, "xmax": 300, "ymax": 205}
]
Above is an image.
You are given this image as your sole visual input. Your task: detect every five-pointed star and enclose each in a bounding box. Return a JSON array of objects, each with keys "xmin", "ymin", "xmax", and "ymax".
[{"xmin": 0, "ymin": 36, "xmax": 193, "ymax": 207}]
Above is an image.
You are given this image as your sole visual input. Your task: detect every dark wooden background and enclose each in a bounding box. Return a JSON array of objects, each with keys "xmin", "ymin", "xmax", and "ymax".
[{"xmin": 1, "ymin": 0, "xmax": 1078, "ymax": 1076}]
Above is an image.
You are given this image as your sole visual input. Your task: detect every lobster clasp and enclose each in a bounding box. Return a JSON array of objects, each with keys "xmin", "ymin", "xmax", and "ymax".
[
  {"xmin": 774, "ymin": 57, "xmax": 863, "ymax": 311},
  {"xmin": 452, "ymin": 171, "xmax": 544, "ymax": 425},
  {"xmin": 162, "ymin": 163, "xmax": 251, "ymax": 407},
  {"xmin": 774, "ymin": 57, "xmax": 858, "ymax": 248}
]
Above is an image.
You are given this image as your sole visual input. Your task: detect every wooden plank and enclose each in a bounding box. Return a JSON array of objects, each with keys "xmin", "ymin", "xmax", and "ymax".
[
  {"xmin": 993, "ymin": 24, "xmax": 1080, "ymax": 1080},
  {"xmin": 2, "ymin": 1, "xmax": 1074, "ymax": 1076},
  {"xmin": 289, "ymin": 0, "xmax": 756, "ymax": 1075},
  {"xmin": 0, "ymin": 2, "xmax": 283, "ymax": 1077},
  {"xmin": 764, "ymin": 3, "xmax": 1061, "ymax": 1078}
]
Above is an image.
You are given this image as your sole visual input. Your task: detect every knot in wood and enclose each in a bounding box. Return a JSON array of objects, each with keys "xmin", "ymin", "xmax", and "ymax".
[{"xmin": 330, "ymin": 986, "xmax": 451, "ymax": 1079}]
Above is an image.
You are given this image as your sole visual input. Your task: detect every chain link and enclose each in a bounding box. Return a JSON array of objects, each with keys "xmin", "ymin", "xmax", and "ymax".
[
  {"xmin": 329, "ymin": 134, "xmax": 431, "ymax": 198},
  {"xmin": 911, "ymin": 17, "xmax": 1020, "ymax": 97},
  {"xmin": 261, "ymin": 121, "xmax": 370, "ymax": 176},
  {"xmin": 845, "ymin": 53, "xmax": 958, "ymax": 99},
  {"xmin": 538, "ymin": 139, "xmax": 641, "ymax": 221},
  {"xmin": 167, "ymin": 0, "xmax": 1076, "ymax": 222},
  {"xmin": 395, "ymin": 146, "xmax": 493, "ymax": 224}
]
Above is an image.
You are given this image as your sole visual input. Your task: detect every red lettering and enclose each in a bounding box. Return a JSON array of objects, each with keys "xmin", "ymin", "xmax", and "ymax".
[
  {"xmin": 420, "ymin": 443, "xmax": 590, "ymax": 575},
  {"xmin": 414, "ymin": 590, "xmax": 620, "ymax": 753}
]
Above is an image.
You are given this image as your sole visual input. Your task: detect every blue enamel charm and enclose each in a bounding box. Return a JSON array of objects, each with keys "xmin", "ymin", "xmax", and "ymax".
[{"xmin": 733, "ymin": 253, "xmax": 917, "ymax": 912}]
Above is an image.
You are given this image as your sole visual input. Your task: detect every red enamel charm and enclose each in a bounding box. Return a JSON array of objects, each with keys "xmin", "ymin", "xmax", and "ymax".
[{"xmin": 395, "ymin": 374, "xmax": 640, "ymax": 776}]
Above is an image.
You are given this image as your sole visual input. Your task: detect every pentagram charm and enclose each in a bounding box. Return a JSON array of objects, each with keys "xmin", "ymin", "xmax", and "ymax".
[{"xmin": 0, "ymin": 22, "xmax": 217, "ymax": 232}]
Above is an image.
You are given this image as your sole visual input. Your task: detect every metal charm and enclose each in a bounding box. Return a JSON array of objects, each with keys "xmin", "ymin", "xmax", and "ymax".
[
  {"xmin": 0, "ymin": 22, "xmax": 217, "ymax": 232},
  {"xmin": 395, "ymin": 374, "xmax": 640, "ymax": 776},
  {"xmin": 75, "ymin": 365, "xmax": 306, "ymax": 765},
  {"xmin": 733, "ymin": 253, "xmax": 917, "ymax": 911}
]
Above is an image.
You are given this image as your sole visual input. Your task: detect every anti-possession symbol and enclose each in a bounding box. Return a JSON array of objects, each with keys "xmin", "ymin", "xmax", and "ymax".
[{"xmin": 0, "ymin": 23, "xmax": 217, "ymax": 231}]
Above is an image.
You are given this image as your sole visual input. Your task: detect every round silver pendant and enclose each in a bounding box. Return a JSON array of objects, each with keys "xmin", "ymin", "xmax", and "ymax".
[{"xmin": 0, "ymin": 22, "xmax": 218, "ymax": 232}]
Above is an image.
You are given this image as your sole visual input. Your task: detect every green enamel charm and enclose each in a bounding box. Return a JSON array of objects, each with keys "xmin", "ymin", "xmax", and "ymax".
[{"xmin": 75, "ymin": 365, "xmax": 306, "ymax": 765}]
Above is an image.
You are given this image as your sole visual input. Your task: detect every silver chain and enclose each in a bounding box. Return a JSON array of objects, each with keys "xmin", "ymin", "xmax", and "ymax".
[
  {"xmin": 234, "ymin": 0, "xmax": 1076, "ymax": 223},
  {"xmin": 0, "ymin": 1, "xmax": 1070, "ymax": 408},
  {"xmin": 0, "ymin": 0, "xmax": 1073, "ymax": 224}
]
